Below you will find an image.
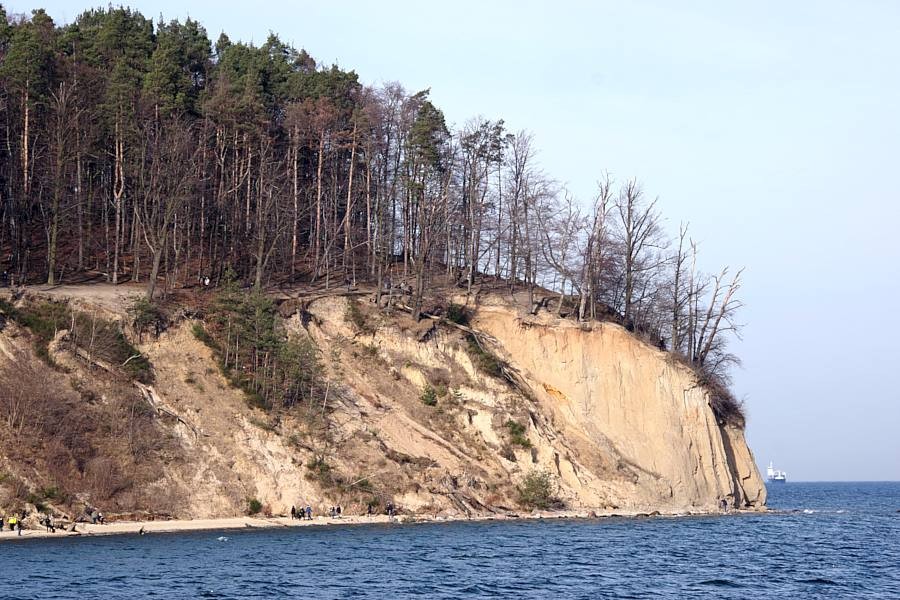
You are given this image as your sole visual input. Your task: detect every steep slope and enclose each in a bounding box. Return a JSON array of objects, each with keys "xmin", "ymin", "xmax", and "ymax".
[
  {"xmin": 0, "ymin": 287, "xmax": 765, "ymax": 522},
  {"xmin": 471, "ymin": 298, "xmax": 766, "ymax": 511}
]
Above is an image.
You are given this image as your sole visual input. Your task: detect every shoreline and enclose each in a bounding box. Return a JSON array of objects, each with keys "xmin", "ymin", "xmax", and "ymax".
[{"xmin": 0, "ymin": 507, "xmax": 761, "ymax": 542}]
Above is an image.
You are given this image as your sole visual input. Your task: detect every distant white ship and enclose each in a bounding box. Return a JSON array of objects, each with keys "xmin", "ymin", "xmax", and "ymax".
[{"xmin": 766, "ymin": 461, "xmax": 787, "ymax": 483}]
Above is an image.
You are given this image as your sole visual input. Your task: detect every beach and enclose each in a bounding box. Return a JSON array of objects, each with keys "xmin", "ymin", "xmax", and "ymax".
[{"xmin": 0, "ymin": 508, "xmax": 718, "ymax": 542}]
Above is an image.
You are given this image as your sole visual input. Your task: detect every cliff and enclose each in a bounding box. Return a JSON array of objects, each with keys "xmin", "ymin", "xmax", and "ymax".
[
  {"xmin": 0, "ymin": 285, "xmax": 765, "ymax": 521},
  {"xmin": 471, "ymin": 298, "xmax": 766, "ymax": 511}
]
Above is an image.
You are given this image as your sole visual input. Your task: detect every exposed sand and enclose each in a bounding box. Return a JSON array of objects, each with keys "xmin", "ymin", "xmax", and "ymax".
[{"xmin": 0, "ymin": 508, "xmax": 730, "ymax": 542}]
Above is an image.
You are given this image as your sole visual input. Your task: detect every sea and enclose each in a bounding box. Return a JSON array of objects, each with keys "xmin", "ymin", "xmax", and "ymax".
[{"xmin": 0, "ymin": 482, "xmax": 897, "ymax": 599}]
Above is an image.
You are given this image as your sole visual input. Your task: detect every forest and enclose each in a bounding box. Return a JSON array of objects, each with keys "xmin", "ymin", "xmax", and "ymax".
[{"xmin": 0, "ymin": 6, "xmax": 744, "ymax": 402}]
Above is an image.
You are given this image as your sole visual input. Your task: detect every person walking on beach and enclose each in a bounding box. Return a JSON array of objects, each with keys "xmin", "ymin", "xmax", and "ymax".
[
  {"xmin": 336, "ymin": 505, "xmax": 342, "ymax": 518},
  {"xmin": 305, "ymin": 505, "xmax": 312, "ymax": 520},
  {"xmin": 291, "ymin": 505, "xmax": 296, "ymax": 520}
]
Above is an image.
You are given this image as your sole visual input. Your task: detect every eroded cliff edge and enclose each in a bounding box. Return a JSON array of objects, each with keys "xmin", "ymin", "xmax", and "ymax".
[
  {"xmin": 471, "ymin": 299, "xmax": 766, "ymax": 511},
  {"xmin": 0, "ymin": 287, "xmax": 765, "ymax": 520}
]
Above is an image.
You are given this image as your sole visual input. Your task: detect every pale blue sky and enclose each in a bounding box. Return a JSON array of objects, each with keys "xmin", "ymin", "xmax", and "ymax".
[{"xmin": 12, "ymin": 1, "xmax": 900, "ymax": 480}]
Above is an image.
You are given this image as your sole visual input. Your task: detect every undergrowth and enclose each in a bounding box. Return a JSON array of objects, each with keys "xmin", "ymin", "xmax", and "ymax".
[
  {"xmin": 194, "ymin": 270, "xmax": 325, "ymax": 412},
  {"xmin": 1, "ymin": 298, "xmax": 152, "ymax": 382},
  {"xmin": 505, "ymin": 419, "xmax": 532, "ymax": 448},
  {"xmin": 464, "ymin": 334, "xmax": 503, "ymax": 378}
]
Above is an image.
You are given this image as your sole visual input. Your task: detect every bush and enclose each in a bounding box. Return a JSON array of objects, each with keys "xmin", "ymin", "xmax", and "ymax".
[
  {"xmin": 464, "ymin": 334, "xmax": 503, "ymax": 378},
  {"xmin": 517, "ymin": 470, "xmax": 559, "ymax": 510},
  {"xmin": 669, "ymin": 353, "xmax": 746, "ymax": 429},
  {"xmin": 69, "ymin": 312, "xmax": 153, "ymax": 382},
  {"xmin": 10, "ymin": 300, "xmax": 152, "ymax": 381},
  {"xmin": 421, "ymin": 385, "xmax": 437, "ymax": 406},
  {"xmin": 696, "ymin": 371, "xmax": 745, "ymax": 428},
  {"xmin": 505, "ymin": 419, "xmax": 532, "ymax": 448},
  {"xmin": 306, "ymin": 457, "xmax": 331, "ymax": 478},
  {"xmin": 345, "ymin": 298, "xmax": 374, "ymax": 334},
  {"xmin": 247, "ymin": 498, "xmax": 263, "ymax": 515},
  {"xmin": 129, "ymin": 297, "xmax": 167, "ymax": 340},
  {"xmin": 12, "ymin": 300, "xmax": 69, "ymax": 366},
  {"xmin": 446, "ymin": 303, "xmax": 470, "ymax": 326},
  {"xmin": 192, "ymin": 322, "xmax": 217, "ymax": 349}
]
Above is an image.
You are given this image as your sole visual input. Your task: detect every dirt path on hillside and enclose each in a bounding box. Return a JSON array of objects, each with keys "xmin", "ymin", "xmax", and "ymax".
[{"xmin": 7, "ymin": 282, "xmax": 145, "ymax": 315}]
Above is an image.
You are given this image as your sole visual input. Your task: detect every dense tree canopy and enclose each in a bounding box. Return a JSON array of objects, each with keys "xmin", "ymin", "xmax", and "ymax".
[{"xmin": 0, "ymin": 6, "xmax": 745, "ymax": 403}]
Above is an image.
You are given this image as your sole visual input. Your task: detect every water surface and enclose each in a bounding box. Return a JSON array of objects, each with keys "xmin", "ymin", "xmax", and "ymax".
[{"xmin": 1, "ymin": 482, "xmax": 897, "ymax": 599}]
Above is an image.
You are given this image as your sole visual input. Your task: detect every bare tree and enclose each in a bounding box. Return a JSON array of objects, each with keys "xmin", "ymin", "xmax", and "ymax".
[
  {"xmin": 614, "ymin": 179, "xmax": 667, "ymax": 326},
  {"xmin": 669, "ymin": 222, "xmax": 690, "ymax": 353},
  {"xmin": 578, "ymin": 175, "xmax": 614, "ymax": 321},
  {"xmin": 137, "ymin": 118, "xmax": 198, "ymax": 300},
  {"xmin": 693, "ymin": 267, "xmax": 744, "ymax": 372},
  {"xmin": 537, "ymin": 189, "xmax": 584, "ymax": 315},
  {"xmin": 46, "ymin": 80, "xmax": 80, "ymax": 284}
]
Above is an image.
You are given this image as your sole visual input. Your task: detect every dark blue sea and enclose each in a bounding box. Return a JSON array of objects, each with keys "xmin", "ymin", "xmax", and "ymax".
[{"xmin": 1, "ymin": 482, "xmax": 897, "ymax": 599}]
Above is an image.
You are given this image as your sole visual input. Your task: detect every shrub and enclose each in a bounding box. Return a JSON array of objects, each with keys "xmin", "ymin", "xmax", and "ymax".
[
  {"xmin": 248, "ymin": 417, "xmax": 277, "ymax": 433},
  {"xmin": 306, "ymin": 457, "xmax": 331, "ymax": 478},
  {"xmin": 421, "ymin": 385, "xmax": 438, "ymax": 406},
  {"xmin": 84, "ymin": 457, "xmax": 131, "ymax": 500},
  {"xmin": 39, "ymin": 486, "xmax": 64, "ymax": 502},
  {"xmin": 505, "ymin": 419, "xmax": 532, "ymax": 448},
  {"xmin": 696, "ymin": 371, "xmax": 745, "ymax": 428},
  {"xmin": 247, "ymin": 498, "xmax": 263, "ymax": 515},
  {"xmin": 464, "ymin": 334, "xmax": 503, "ymax": 378},
  {"xmin": 192, "ymin": 322, "xmax": 217, "ymax": 349},
  {"xmin": 68, "ymin": 313, "xmax": 153, "ymax": 382},
  {"xmin": 305, "ymin": 457, "xmax": 340, "ymax": 489},
  {"xmin": 129, "ymin": 297, "xmax": 167, "ymax": 340},
  {"xmin": 517, "ymin": 470, "xmax": 559, "ymax": 510},
  {"xmin": 10, "ymin": 300, "xmax": 152, "ymax": 381},
  {"xmin": 13, "ymin": 300, "xmax": 69, "ymax": 366},
  {"xmin": 446, "ymin": 303, "xmax": 470, "ymax": 326},
  {"xmin": 345, "ymin": 298, "xmax": 374, "ymax": 334},
  {"xmin": 351, "ymin": 477, "xmax": 375, "ymax": 494}
]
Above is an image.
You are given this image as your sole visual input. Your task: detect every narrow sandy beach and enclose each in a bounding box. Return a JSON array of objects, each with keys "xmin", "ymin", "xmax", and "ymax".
[{"xmin": 0, "ymin": 507, "xmax": 750, "ymax": 542}]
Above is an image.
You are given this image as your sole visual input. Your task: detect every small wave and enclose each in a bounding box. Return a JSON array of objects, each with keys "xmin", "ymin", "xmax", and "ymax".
[
  {"xmin": 802, "ymin": 509, "xmax": 818, "ymax": 514},
  {"xmin": 216, "ymin": 536, "xmax": 229, "ymax": 542},
  {"xmin": 698, "ymin": 579, "xmax": 743, "ymax": 588},
  {"xmin": 799, "ymin": 577, "xmax": 840, "ymax": 586}
]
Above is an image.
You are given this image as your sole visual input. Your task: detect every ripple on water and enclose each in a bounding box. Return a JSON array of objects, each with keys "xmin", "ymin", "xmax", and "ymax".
[{"xmin": 1, "ymin": 483, "xmax": 898, "ymax": 599}]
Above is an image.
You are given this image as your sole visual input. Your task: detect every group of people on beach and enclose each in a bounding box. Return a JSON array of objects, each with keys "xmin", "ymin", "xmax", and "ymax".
[
  {"xmin": 290, "ymin": 505, "xmax": 313, "ymax": 520},
  {"xmin": 364, "ymin": 503, "xmax": 395, "ymax": 517},
  {"xmin": 288, "ymin": 502, "xmax": 398, "ymax": 521},
  {"xmin": 41, "ymin": 514, "xmax": 56, "ymax": 533},
  {"xmin": 1, "ymin": 513, "xmax": 25, "ymax": 536}
]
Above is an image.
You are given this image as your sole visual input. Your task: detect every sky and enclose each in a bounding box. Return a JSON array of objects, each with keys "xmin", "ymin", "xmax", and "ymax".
[{"xmin": 10, "ymin": 1, "xmax": 900, "ymax": 481}]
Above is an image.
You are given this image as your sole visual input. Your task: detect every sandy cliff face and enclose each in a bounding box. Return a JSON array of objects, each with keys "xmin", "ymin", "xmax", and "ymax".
[
  {"xmin": 0, "ymin": 288, "xmax": 765, "ymax": 519},
  {"xmin": 471, "ymin": 300, "xmax": 767, "ymax": 511}
]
